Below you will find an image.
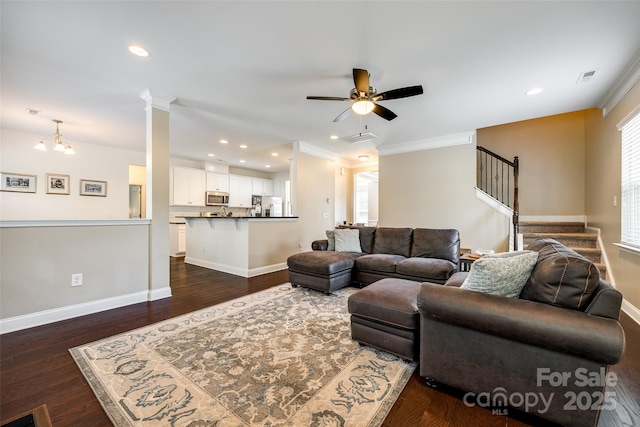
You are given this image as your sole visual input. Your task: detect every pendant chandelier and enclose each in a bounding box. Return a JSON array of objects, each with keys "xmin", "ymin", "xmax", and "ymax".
[{"xmin": 34, "ymin": 119, "xmax": 75, "ymax": 155}]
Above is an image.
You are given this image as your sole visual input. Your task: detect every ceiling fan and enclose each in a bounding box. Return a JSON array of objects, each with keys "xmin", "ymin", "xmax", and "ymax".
[{"xmin": 307, "ymin": 68, "xmax": 423, "ymax": 122}]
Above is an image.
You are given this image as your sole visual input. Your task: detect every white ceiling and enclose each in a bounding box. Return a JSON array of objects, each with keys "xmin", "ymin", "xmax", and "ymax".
[{"xmin": 2, "ymin": 1, "xmax": 640, "ymax": 172}]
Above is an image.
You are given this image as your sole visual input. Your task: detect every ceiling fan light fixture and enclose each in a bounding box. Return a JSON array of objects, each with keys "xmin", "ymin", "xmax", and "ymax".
[{"xmin": 352, "ymin": 99, "xmax": 375, "ymax": 115}]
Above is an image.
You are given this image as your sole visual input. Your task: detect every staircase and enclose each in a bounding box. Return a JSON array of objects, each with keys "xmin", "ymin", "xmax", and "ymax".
[{"xmin": 520, "ymin": 221, "xmax": 607, "ymax": 279}]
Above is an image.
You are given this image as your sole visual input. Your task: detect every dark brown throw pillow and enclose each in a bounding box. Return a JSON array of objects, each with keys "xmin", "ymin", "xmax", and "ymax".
[{"xmin": 520, "ymin": 238, "xmax": 600, "ymax": 310}]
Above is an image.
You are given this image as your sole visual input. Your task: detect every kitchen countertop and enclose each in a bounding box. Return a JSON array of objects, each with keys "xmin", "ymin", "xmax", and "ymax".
[{"xmin": 177, "ymin": 215, "xmax": 297, "ymax": 219}]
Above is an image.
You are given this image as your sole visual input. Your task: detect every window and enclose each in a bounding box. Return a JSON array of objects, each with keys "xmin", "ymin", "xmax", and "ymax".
[{"xmin": 619, "ymin": 108, "xmax": 640, "ymax": 249}]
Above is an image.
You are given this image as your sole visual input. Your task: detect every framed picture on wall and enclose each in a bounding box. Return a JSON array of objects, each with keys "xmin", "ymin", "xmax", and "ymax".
[
  {"xmin": 46, "ymin": 173, "xmax": 70, "ymax": 194},
  {"xmin": 80, "ymin": 179, "xmax": 107, "ymax": 197},
  {"xmin": 0, "ymin": 172, "xmax": 37, "ymax": 193}
]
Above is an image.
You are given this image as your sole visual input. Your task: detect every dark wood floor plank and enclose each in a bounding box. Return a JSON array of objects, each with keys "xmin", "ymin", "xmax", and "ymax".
[{"xmin": 1, "ymin": 257, "xmax": 638, "ymax": 426}]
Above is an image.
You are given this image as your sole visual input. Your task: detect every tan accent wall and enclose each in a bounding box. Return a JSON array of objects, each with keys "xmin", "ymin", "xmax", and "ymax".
[
  {"xmin": 477, "ymin": 111, "xmax": 588, "ymax": 216},
  {"xmin": 0, "ymin": 224, "xmax": 149, "ymax": 319},
  {"xmin": 585, "ymin": 81, "xmax": 640, "ymax": 310},
  {"xmin": 379, "ymin": 143, "xmax": 511, "ymax": 253}
]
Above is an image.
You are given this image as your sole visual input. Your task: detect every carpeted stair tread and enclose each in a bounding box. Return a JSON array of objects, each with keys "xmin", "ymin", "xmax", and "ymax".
[
  {"xmin": 522, "ymin": 232, "xmax": 597, "ymax": 239},
  {"xmin": 519, "ymin": 222, "xmax": 585, "ymax": 233}
]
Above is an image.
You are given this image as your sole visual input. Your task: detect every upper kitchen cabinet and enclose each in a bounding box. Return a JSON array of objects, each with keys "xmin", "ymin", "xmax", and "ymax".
[
  {"xmin": 171, "ymin": 167, "xmax": 206, "ymax": 206},
  {"xmin": 252, "ymin": 177, "xmax": 274, "ymax": 196},
  {"xmin": 228, "ymin": 175, "xmax": 253, "ymax": 207},
  {"xmin": 206, "ymin": 172, "xmax": 229, "ymax": 193}
]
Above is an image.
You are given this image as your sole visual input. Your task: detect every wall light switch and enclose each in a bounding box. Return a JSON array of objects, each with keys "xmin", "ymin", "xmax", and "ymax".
[{"xmin": 71, "ymin": 273, "xmax": 83, "ymax": 287}]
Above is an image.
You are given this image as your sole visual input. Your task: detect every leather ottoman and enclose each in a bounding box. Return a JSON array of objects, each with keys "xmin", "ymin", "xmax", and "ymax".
[
  {"xmin": 287, "ymin": 250, "xmax": 362, "ymax": 294},
  {"xmin": 347, "ymin": 278, "xmax": 422, "ymax": 361}
]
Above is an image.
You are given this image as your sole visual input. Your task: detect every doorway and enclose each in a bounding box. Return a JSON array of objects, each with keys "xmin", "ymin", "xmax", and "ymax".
[{"xmin": 354, "ymin": 171, "xmax": 378, "ymax": 226}]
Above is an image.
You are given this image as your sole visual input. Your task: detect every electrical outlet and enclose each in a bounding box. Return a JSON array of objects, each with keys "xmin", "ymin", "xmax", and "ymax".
[
  {"xmin": 71, "ymin": 273, "xmax": 83, "ymax": 287},
  {"xmin": 299, "ymin": 243, "xmax": 304, "ymax": 251},
  {"xmin": 613, "ymin": 196, "xmax": 617, "ymax": 207},
  {"xmin": 202, "ymin": 246, "xmax": 207, "ymax": 253},
  {"xmin": 322, "ymin": 212, "xmax": 329, "ymax": 219}
]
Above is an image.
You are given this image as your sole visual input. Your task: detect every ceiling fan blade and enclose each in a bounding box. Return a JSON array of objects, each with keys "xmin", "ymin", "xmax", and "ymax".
[
  {"xmin": 353, "ymin": 68, "xmax": 370, "ymax": 94},
  {"xmin": 307, "ymin": 96, "xmax": 351, "ymax": 101},
  {"xmin": 333, "ymin": 107, "xmax": 352, "ymax": 122},
  {"xmin": 374, "ymin": 85, "xmax": 424, "ymax": 101},
  {"xmin": 372, "ymin": 103, "xmax": 397, "ymax": 121}
]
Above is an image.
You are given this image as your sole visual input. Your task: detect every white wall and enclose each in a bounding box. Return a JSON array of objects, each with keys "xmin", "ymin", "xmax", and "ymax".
[{"xmin": 0, "ymin": 128, "xmax": 146, "ymax": 220}]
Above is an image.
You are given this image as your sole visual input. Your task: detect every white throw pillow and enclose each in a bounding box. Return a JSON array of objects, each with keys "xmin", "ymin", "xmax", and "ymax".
[
  {"xmin": 461, "ymin": 250, "xmax": 538, "ymax": 298},
  {"xmin": 334, "ymin": 229, "xmax": 362, "ymax": 253}
]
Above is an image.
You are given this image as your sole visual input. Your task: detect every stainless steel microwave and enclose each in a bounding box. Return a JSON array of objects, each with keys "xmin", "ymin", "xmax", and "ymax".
[{"xmin": 206, "ymin": 191, "xmax": 229, "ymax": 206}]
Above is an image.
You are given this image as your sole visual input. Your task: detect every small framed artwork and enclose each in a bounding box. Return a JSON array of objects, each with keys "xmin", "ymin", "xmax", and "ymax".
[
  {"xmin": 46, "ymin": 173, "xmax": 70, "ymax": 195},
  {"xmin": 0, "ymin": 172, "xmax": 37, "ymax": 193},
  {"xmin": 80, "ymin": 179, "xmax": 107, "ymax": 197}
]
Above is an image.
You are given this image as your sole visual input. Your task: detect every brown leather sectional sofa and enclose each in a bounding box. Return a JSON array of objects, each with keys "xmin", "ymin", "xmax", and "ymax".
[
  {"xmin": 287, "ymin": 227, "xmax": 460, "ymax": 294},
  {"xmin": 419, "ymin": 238, "xmax": 625, "ymax": 427}
]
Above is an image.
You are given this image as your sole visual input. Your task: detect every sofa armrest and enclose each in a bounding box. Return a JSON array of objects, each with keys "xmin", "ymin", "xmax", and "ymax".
[
  {"xmin": 417, "ymin": 283, "xmax": 625, "ymax": 365},
  {"xmin": 312, "ymin": 239, "xmax": 329, "ymax": 251}
]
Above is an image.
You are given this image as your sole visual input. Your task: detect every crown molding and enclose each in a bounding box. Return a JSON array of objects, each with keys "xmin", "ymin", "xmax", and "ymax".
[
  {"xmin": 377, "ymin": 131, "xmax": 475, "ymax": 156},
  {"xmin": 140, "ymin": 89, "xmax": 177, "ymax": 112},
  {"xmin": 598, "ymin": 49, "xmax": 640, "ymax": 118}
]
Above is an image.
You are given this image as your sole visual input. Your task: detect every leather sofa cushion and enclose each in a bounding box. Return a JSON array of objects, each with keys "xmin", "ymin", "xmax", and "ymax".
[
  {"xmin": 358, "ymin": 227, "xmax": 376, "ymax": 254},
  {"xmin": 348, "ymin": 278, "xmax": 421, "ymax": 330},
  {"xmin": 395, "ymin": 257, "xmax": 457, "ymax": 281},
  {"xmin": 287, "ymin": 251, "xmax": 361, "ymax": 275},
  {"xmin": 520, "ymin": 238, "xmax": 600, "ymax": 310},
  {"xmin": 372, "ymin": 227, "xmax": 413, "ymax": 257},
  {"xmin": 410, "ymin": 228, "xmax": 460, "ymax": 264},
  {"xmin": 356, "ymin": 254, "xmax": 406, "ymax": 273}
]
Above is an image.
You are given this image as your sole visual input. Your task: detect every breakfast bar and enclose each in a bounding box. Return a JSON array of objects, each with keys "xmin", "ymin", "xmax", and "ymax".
[{"xmin": 180, "ymin": 215, "xmax": 299, "ymax": 278}]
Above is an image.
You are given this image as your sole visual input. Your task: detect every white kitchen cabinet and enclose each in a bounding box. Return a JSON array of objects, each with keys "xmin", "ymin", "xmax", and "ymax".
[
  {"xmin": 252, "ymin": 178, "xmax": 274, "ymax": 195},
  {"xmin": 206, "ymin": 172, "xmax": 229, "ymax": 192},
  {"xmin": 171, "ymin": 167, "xmax": 205, "ymax": 206},
  {"xmin": 229, "ymin": 175, "xmax": 253, "ymax": 207},
  {"xmin": 170, "ymin": 223, "xmax": 186, "ymax": 256}
]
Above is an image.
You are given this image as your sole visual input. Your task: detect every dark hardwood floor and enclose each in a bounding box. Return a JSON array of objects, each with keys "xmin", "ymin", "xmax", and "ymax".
[{"xmin": 1, "ymin": 257, "xmax": 639, "ymax": 426}]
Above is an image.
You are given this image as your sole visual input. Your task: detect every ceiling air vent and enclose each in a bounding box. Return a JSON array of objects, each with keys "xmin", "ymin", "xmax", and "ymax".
[
  {"xmin": 341, "ymin": 131, "xmax": 378, "ymax": 144},
  {"xmin": 577, "ymin": 70, "xmax": 596, "ymax": 84}
]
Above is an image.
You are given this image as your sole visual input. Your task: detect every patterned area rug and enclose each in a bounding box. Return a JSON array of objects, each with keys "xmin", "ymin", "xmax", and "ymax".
[{"xmin": 70, "ymin": 285, "xmax": 416, "ymax": 426}]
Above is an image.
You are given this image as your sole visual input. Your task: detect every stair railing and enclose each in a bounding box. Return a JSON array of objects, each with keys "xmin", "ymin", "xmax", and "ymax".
[{"xmin": 476, "ymin": 146, "xmax": 520, "ymax": 249}]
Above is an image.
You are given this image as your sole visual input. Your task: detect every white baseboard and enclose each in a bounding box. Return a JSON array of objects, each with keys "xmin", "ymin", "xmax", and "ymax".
[
  {"xmin": 185, "ymin": 257, "xmax": 249, "ymax": 277},
  {"xmin": 248, "ymin": 262, "xmax": 288, "ymax": 278},
  {"xmin": 622, "ymin": 300, "xmax": 640, "ymax": 326},
  {"xmin": 0, "ymin": 290, "xmax": 149, "ymax": 334},
  {"xmin": 149, "ymin": 286, "xmax": 172, "ymax": 301},
  {"xmin": 184, "ymin": 257, "xmax": 288, "ymax": 278}
]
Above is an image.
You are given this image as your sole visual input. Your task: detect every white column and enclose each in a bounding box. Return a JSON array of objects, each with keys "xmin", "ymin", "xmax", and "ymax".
[{"xmin": 140, "ymin": 89, "xmax": 175, "ymax": 301}]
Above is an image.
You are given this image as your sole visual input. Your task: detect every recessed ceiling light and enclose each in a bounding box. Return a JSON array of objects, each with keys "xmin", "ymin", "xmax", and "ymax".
[
  {"xmin": 525, "ymin": 87, "xmax": 543, "ymax": 95},
  {"xmin": 265, "ymin": 165, "xmax": 271, "ymax": 168},
  {"xmin": 330, "ymin": 135, "xmax": 339, "ymax": 140},
  {"xmin": 239, "ymin": 159, "xmax": 246, "ymax": 163},
  {"xmin": 271, "ymin": 152, "xmax": 278, "ymax": 157},
  {"xmin": 219, "ymin": 139, "xmax": 228, "ymax": 144},
  {"xmin": 208, "ymin": 153, "xmax": 215, "ymax": 157},
  {"xmin": 240, "ymin": 144, "xmax": 247, "ymax": 149},
  {"xmin": 128, "ymin": 45, "xmax": 149, "ymax": 57}
]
